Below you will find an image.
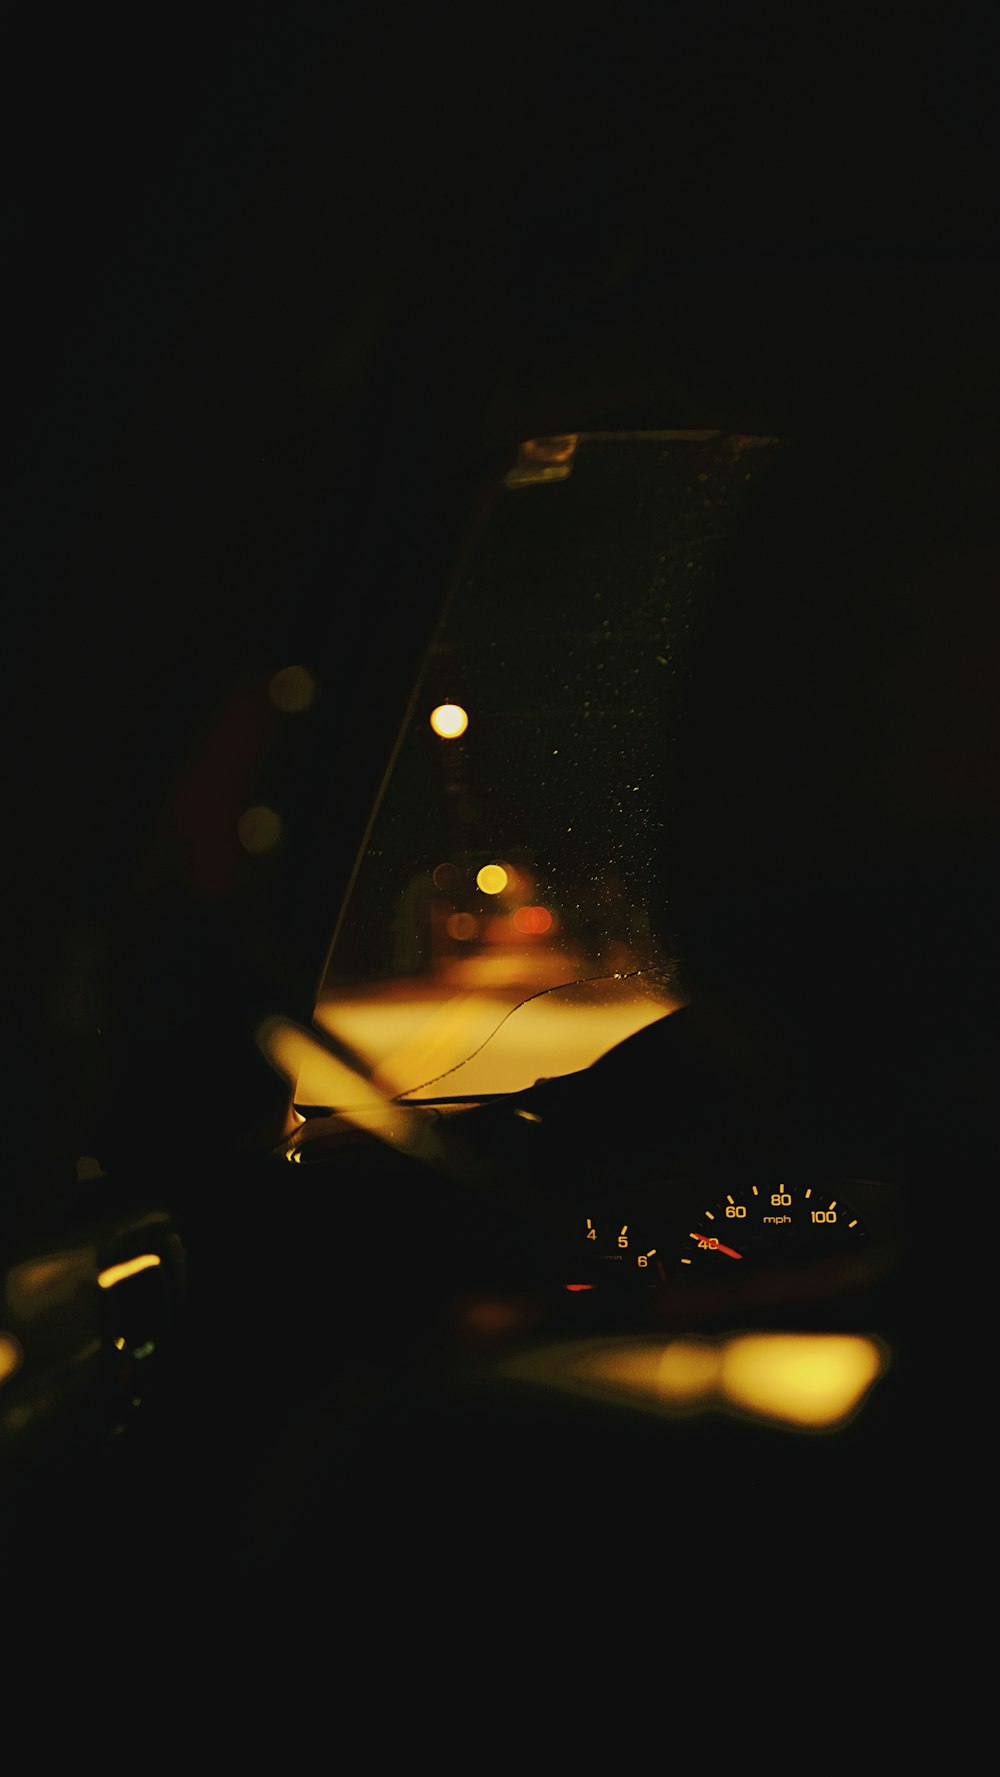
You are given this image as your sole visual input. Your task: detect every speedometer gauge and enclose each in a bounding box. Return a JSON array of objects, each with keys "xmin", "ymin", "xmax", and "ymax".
[{"xmin": 678, "ymin": 1181, "xmax": 866, "ymax": 1270}]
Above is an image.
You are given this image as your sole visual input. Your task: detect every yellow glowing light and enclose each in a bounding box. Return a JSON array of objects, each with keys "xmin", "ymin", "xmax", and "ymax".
[
  {"xmin": 656, "ymin": 1340, "xmax": 723, "ymax": 1403},
  {"xmin": 282, "ymin": 1102, "xmax": 307, "ymax": 1139},
  {"xmin": 476, "ymin": 864, "xmax": 508, "ymax": 895},
  {"xmin": 430, "ymin": 703, "xmax": 469, "ymax": 739},
  {"xmin": 268, "ymin": 664, "xmax": 317, "ymax": 713},
  {"xmin": 558, "ymin": 1338, "xmax": 722, "ymax": 1405},
  {"xmin": 0, "ymin": 1333, "xmax": 23, "ymax": 1387},
  {"xmin": 237, "ymin": 805, "xmax": 285, "ymax": 854},
  {"xmin": 97, "ymin": 1253, "xmax": 162, "ymax": 1290},
  {"xmin": 256, "ymin": 1016, "xmax": 447, "ymax": 1166},
  {"xmin": 568, "ymin": 1343, "xmax": 675, "ymax": 1397},
  {"xmin": 499, "ymin": 1331, "xmax": 885, "ymax": 1432},
  {"xmin": 522, "ymin": 434, "xmax": 578, "ymax": 465},
  {"xmin": 721, "ymin": 1334, "xmax": 885, "ymax": 1428},
  {"xmin": 504, "ymin": 435, "xmax": 580, "ymax": 487}
]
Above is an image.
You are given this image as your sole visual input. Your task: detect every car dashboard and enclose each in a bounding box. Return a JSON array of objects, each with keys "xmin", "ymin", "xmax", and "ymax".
[
  {"xmin": 280, "ymin": 1088, "xmax": 904, "ymax": 1444},
  {"xmin": 243, "ymin": 1002, "xmax": 928, "ymax": 1598}
]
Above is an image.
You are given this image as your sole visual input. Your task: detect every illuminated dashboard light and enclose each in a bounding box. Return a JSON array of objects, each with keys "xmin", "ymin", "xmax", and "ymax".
[
  {"xmin": 513, "ymin": 904, "xmax": 552, "ymax": 935},
  {"xmin": 499, "ymin": 1332, "xmax": 886, "ymax": 1432},
  {"xmin": 721, "ymin": 1333, "xmax": 885, "ymax": 1429},
  {"xmin": 476, "ymin": 864, "xmax": 508, "ymax": 895},
  {"xmin": 97, "ymin": 1254, "xmax": 162, "ymax": 1290},
  {"xmin": 430, "ymin": 703, "xmax": 469, "ymax": 738},
  {"xmin": 657, "ymin": 1340, "xmax": 722, "ymax": 1402}
]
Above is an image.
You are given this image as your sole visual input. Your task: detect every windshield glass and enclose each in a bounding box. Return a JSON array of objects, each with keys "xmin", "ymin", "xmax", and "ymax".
[{"xmin": 309, "ymin": 432, "xmax": 781, "ymax": 1106}]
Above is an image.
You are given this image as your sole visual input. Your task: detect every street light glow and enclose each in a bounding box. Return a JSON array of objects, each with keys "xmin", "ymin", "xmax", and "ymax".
[
  {"xmin": 476, "ymin": 864, "xmax": 508, "ymax": 895},
  {"xmin": 430, "ymin": 703, "xmax": 469, "ymax": 738}
]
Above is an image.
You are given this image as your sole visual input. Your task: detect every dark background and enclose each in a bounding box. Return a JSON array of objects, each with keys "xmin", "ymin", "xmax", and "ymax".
[
  {"xmin": 7, "ymin": 10, "xmax": 1000, "ymax": 1179},
  {"xmin": 5, "ymin": 6, "xmax": 1000, "ymax": 1227},
  {"xmin": 5, "ymin": 6, "xmax": 1000, "ymax": 1646}
]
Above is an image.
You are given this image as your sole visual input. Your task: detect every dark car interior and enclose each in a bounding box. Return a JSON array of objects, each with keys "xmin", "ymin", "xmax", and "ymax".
[{"xmin": 6, "ymin": 13, "xmax": 999, "ymax": 1640}]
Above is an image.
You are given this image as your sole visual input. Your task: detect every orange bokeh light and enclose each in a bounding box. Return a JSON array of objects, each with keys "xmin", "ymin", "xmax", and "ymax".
[{"xmin": 513, "ymin": 904, "xmax": 553, "ymax": 935}]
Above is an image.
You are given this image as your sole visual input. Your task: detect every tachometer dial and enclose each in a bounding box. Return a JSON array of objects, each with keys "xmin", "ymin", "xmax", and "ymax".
[
  {"xmin": 679, "ymin": 1182, "xmax": 865, "ymax": 1271},
  {"xmin": 570, "ymin": 1215, "xmax": 665, "ymax": 1289}
]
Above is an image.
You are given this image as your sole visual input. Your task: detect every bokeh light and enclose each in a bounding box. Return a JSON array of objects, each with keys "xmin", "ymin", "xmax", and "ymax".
[
  {"xmin": 504, "ymin": 1331, "xmax": 886, "ymax": 1431},
  {"xmin": 433, "ymin": 862, "xmax": 461, "ymax": 892},
  {"xmin": 237, "ymin": 805, "xmax": 285, "ymax": 853},
  {"xmin": 721, "ymin": 1334, "xmax": 885, "ymax": 1429},
  {"xmin": 522, "ymin": 434, "xmax": 578, "ymax": 464},
  {"xmin": 459, "ymin": 1297, "xmax": 533, "ymax": 1336},
  {"xmin": 430, "ymin": 703, "xmax": 469, "ymax": 738},
  {"xmin": 268, "ymin": 665, "xmax": 317, "ymax": 713},
  {"xmin": 0, "ymin": 1333, "xmax": 23, "ymax": 1386},
  {"xmin": 446, "ymin": 912, "xmax": 478, "ymax": 940},
  {"xmin": 513, "ymin": 904, "xmax": 552, "ymax": 934},
  {"xmin": 476, "ymin": 864, "xmax": 508, "ymax": 895}
]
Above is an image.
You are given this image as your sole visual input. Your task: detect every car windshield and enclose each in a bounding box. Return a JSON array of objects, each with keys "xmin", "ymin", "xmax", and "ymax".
[{"xmin": 306, "ymin": 433, "xmax": 781, "ymax": 1107}]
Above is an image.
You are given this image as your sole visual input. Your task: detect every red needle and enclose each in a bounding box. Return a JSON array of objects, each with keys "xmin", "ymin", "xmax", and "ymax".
[{"xmin": 690, "ymin": 1233, "xmax": 743, "ymax": 1259}]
